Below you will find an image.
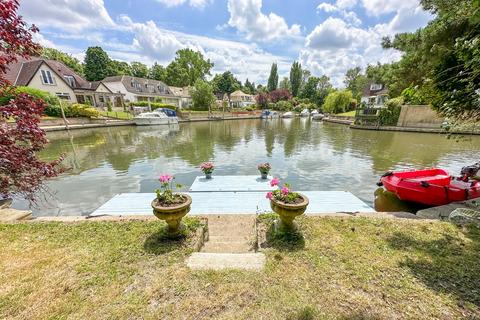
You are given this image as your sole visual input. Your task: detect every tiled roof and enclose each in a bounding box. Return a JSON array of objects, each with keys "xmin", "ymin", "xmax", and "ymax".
[
  {"xmin": 362, "ymin": 81, "xmax": 389, "ymax": 97},
  {"xmin": 15, "ymin": 60, "xmax": 44, "ymax": 86}
]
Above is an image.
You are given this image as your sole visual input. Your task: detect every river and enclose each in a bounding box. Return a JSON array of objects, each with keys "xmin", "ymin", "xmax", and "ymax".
[{"xmin": 15, "ymin": 118, "xmax": 480, "ymax": 216}]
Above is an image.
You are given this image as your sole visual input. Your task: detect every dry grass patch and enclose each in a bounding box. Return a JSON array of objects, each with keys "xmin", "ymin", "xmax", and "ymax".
[{"xmin": 0, "ymin": 216, "xmax": 479, "ymax": 319}]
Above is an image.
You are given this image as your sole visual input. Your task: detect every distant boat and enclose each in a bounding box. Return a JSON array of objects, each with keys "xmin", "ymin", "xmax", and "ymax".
[
  {"xmin": 312, "ymin": 113, "xmax": 324, "ymax": 121},
  {"xmin": 311, "ymin": 109, "xmax": 319, "ymax": 116},
  {"xmin": 300, "ymin": 109, "xmax": 310, "ymax": 117},
  {"xmin": 134, "ymin": 109, "xmax": 179, "ymax": 126},
  {"xmin": 281, "ymin": 111, "xmax": 294, "ymax": 118},
  {"xmin": 261, "ymin": 110, "xmax": 279, "ymax": 119}
]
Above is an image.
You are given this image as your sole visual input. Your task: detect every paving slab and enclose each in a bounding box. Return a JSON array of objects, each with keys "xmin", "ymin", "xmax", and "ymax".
[
  {"xmin": 0, "ymin": 209, "xmax": 32, "ymax": 222},
  {"xmin": 186, "ymin": 252, "xmax": 266, "ymax": 271}
]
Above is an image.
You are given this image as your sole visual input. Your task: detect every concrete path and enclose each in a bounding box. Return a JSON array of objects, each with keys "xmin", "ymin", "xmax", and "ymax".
[
  {"xmin": 0, "ymin": 209, "xmax": 32, "ymax": 222},
  {"xmin": 187, "ymin": 253, "xmax": 265, "ymax": 271}
]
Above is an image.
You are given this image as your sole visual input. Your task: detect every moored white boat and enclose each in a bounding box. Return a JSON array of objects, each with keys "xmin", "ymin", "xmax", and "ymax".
[
  {"xmin": 310, "ymin": 109, "xmax": 319, "ymax": 116},
  {"xmin": 312, "ymin": 113, "xmax": 324, "ymax": 121},
  {"xmin": 133, "ymin": 111, "xmax": 179, "ymax": 126},
  {"xmin": 300, "ymin": 109, "xmax": 310, "ymax": 117},
  {"xmin": 281, "ymin": 111, "xmax": 294, "ymax": 118},
  {"xmin": 261, "ymin": 110, "xmax": 279, "ymax": 119}
]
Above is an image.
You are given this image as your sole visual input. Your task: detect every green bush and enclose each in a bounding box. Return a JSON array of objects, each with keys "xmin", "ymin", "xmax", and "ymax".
[
  {"xmin": 106, "ymin": 100, "xmax": 112, "ymax": 112},
  {"xmin": 44, "ymin": 105, "xmax": 64, "ymax": 117},
  {"xmin": 15, "ymin": 86, "xmax": 61, "ymax": 107},
  {"xmin": 323, "ymin": 90, "xmax": 353, "ymax": 114},
  {"xmin": 245, "ymin": 106, "xmax": 254, "ymax": 111},
  {"xmin": 273, "ymin": 101, "xmax": 293, "ymax": 111},
  {"xmin": 401, "ymin": 85, "xmax": 428, "ymax": 105},
  {"xmin": 69, "ymin": 104, "xmax": 100, "ymax": 118},
  {"xmin": 379, "ymin": 97, "xmax": 403, "ymax": 126},
  {"xmin": 130, "ymin": 101, "xmax": 177, "ymax": 111}
]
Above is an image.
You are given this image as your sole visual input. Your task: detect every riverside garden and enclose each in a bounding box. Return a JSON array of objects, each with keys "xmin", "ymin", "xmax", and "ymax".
[{"xmin": 1, "ymin": 1, "xmax": 480, "ymax": 319}]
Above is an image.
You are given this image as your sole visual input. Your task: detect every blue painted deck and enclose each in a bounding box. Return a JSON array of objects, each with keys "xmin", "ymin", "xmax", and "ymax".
[
  {"xmin": 189, "ymin": 175, "xmax": 275, "ymax": 192},
  {"xmin": 90, "ymin": 191, "xmax": 374, "ymax": 217}
]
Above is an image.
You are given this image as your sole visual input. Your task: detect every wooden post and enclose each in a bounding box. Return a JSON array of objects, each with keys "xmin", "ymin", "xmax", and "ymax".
[{"xmin": 59, "ymin": 100, "xmax": 69, "ymax": 131}]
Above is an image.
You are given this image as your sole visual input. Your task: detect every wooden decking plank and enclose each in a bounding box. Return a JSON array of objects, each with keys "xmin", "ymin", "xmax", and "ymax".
[{"xmin": 189, "ymin": 175, "xmax": 275, "ymax": 192}]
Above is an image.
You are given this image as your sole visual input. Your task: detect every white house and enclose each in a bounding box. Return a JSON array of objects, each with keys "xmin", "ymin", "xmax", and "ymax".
[{"xmin": 360, "ymin": 82, "xmax": 389, "ymax": 107}]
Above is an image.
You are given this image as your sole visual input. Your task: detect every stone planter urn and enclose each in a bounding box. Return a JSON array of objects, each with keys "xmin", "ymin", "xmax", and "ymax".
[
  {"xmin": 151, "ymin": 194, "xmax": 192, "ymax": 238},
  {"xmin": 270, "ymin": 193, "xmax": 309, "ymax": 231},
  {"xmin": 260, "ymin": 172, "xmax": 268, "ymax": 179},
  {"xmin": 205, "ymin": 172, "xmax": 212, "ymax": 179}
]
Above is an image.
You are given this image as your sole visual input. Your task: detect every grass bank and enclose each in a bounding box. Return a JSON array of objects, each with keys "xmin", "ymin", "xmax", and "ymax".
[{"xmin": 1, "ymin": 217, "xmax": 479, "ymax": 319}]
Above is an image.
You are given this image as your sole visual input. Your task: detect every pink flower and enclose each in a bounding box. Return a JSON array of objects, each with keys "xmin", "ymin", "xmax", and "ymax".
[
  {"xmin": 266, "ymin": 192, "xmax": 273, "ymax": 200},
  {"xmin": 159, "ymin": 175, "xmax": 173, "ymax": 183},
  {"xmin": 281, "ymin": 186, "xmax": 290, "ymax": 195},
  {"xmin": 270, "ymin": 177, "xmax": 279, "ymax": 187}
]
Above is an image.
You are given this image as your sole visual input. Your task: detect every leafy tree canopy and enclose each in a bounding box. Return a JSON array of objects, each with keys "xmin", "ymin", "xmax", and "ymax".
[
  {"xmin": 84, "ymin": 46, "xmax": 110, "ymax": 81},
  {"xmin": 191, "ymin": 79, "xmax": 216, "ymax": 111},
  {"xmin": 165, "ymin": 49, "xmax": 214, "ymax": 87},
  {"xmin": 267, "ymin": 63, "xmax": 278, "ymax": 92},
  {"xmin": 130, "ymin": 61, "xmax": 148, "ymax": 78},
  {"xmin": 41, "ymin": 47, "xmax": 84, "ymax": 76},
  {"xmin": 289, "ymin": 61, "xmax": 302, "ymax": 97}
]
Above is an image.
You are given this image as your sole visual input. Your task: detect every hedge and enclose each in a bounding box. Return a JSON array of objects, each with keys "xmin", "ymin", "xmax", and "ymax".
[{"xmin": 129, "ymin": 101, "xmax": 177, "ymax": 111}]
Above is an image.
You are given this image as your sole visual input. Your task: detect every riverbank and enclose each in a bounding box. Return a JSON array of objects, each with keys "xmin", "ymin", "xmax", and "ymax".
[
  {"xmin": 1, "ymin": 215, "xmax": 478, "ymax": 319},
  {"xmin": 39, "ymin": 115, "xmax": 261, "ymax": 131}
]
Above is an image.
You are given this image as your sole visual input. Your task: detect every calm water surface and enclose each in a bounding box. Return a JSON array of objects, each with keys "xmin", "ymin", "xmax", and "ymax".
[{"xmin": 16, "ymin": 118, "xmax": 480, "ymax": 216}]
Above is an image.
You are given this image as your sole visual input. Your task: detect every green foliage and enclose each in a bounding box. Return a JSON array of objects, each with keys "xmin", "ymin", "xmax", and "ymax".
[
  {"xmin": 130, "ymin": 61, "xmax": 149, "ymax": 78},
  {"xmin": 84, "ymin": 46, "xmax": 110, "ymax": 81},
  {"xmin": 299, "ymin": 75, "xmax": 332, "ymax": 107},
  {"xmin": 41, "ymin": 47, "xmax": 84, "ymax": 76},
  {"xmin": 211, "ymin": 71, "xmax": 240, "ymax": 102},
  {"xmin": 68, "ymin": 104, "xmax": 100, "ymax": 118},
  {"xmin": 191, "ymin": 80, "xmax": 215, "ymax": 111},
  {"xmin": 272, "ymin": 100, "xmax": 293, "ymax": 111},
  {"xmin": 289, "ymin": 61, "xmax": 303, "ymax": 97},
  {"xmin": 243, "ymin": 78, "xmax": 256, "ymax": 94},
  {"xmin": 108, "ymin": 60, "xmax": 132, "ymax": 76},
  {"xmin": 267, "ymin": 63, "xmax": 279, "ymax": 92},
  {"xmin": 14, "ymin": 86, "xmax": 60, "ymax": 107},
  {"xmin": 106, "ymin": 100, "xmax": 113, "ymax": 112},
  {"xmin": 401, "ymin": 85, "xmax": 429, "ymax": 105},
  {"xmin": 322, "ymin": 90, "xmax": 353, "ymax": 114},
  {"xmin": 129, "ymin": 101, "xmax": 177, "ymax": 111},
  {"xmin": 344, "ymin": 67, "xmax": 368, "ymax": 101},
  {"xmin": 165, "ymin": 49, "xmax": 214, "ymax": 87},
  {"xmin": 378, "ymin": 102, "xmax": 402, "ymax": 126},
  {"xmin": 148, "ymin": 62, "xmax": 167, "ymax": 81},
  {"xmin": 279, "ymin": 77, "xmax": 291, "ymax": 91}
]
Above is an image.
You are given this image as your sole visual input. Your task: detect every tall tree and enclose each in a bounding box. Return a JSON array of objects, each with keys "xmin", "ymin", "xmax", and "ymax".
[
  {"xmin": 244, "ymin": 78, "xmax": 255, "ymax": 94},
  {"xmin": 130, "ymin": 61, "xmax": 148, "ymax": 78},
  {"xmin": 149, "ymin": 62, "xmax": 167, "ymax": 82},
  {"xmin": 212, "ymin": 71, "xmax": 240, "ymax": 107},
  {"xmin": 41, "ymin": 47, "xmax": 84, "ymax": 76},
  {"xmin": 0, "ymin": 0, "xmax": 63, "ymax": 202},
  {"xmin": 289, "ymin": 61, "xmax": 302, "ymax": 97},
  {"xmin": 279, "ymin": 77, "xmax": 291, "ymax": 91},
  {"xmin": 300, "ymin": 75, "xmax": 332, "ymax": 107},
  {"xmin": 165, "ymin": 49, "xmax": 214, "ymax": 87},
  {"xmin": 191, "ymin": 79, "xmax": 215, "ymax": 111},
  {"xmin": 344, "ymin": 67, "xmax": 368, "ymax": 101},
  {"xmin": 107, "ymin": 60, "xmax": 132, "ymax": 76},
  {"xmin": 267, "ymin": 63, "xmax": 278, "ymax": 92},
  {"xmin": 84, "ymin": 46, "xmax": 110, "ymax": 81}
]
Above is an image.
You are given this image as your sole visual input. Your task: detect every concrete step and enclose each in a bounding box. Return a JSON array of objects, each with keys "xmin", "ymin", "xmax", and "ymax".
[
  {"xmin": 202, "ymin": 241, "xmax": 254, "ymax": 253},
  {"xmin": 0, "ymin": 209, "xmax": 32, "ymax": 222},
  {"xmin": 187, "ymin": 252, "xmax": 265, "ymax": 271}
]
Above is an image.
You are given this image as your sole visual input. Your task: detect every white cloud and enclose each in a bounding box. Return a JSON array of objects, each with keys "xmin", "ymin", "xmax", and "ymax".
[
  {"xmin": 227, "ymin": 0, "xmax": 301, "ymax": 42},
  {"xmin": 317, "ymin": 3, "xmax": 338, "ymax": 13},
  {"xmin": 336, "ymin": 0, "xmax": 357, "ymax": 9},
  {"xmin": 362, "ymin": 0, "xmax": 419, "ymax": 16},
  {"xmin": 306, "ymin": 18, "xmax": 368, "ymax": 50},
  {"xmin": 19, "ymin": 0, "xmax": 114, "ymax": 32},
  {"xmin": 317, "ymin": 3, "xmax": 362, "ymax": 26},
  {"xmin": 155, "ymin": 0, "xmax": 211, "ymax": 9}
]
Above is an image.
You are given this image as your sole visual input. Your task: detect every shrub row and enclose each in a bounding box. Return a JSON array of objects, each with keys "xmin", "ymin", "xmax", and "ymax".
[
  {"xmin": 44, "ymin": 103, "xmax": 100, "ymax": 118},
  {"xmin": 129, "ymin": 101, "xmax": 177, "ymax": 111}
]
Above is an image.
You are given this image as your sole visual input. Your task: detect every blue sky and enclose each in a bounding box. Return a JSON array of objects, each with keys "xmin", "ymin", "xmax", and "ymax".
[{"xmin": 19, "ymin": 0, "xmax": 433, "ymax": 86}]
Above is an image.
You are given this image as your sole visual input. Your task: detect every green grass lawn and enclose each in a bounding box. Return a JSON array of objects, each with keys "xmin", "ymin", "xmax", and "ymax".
[
  {"xmin": 98, "ymin": 111, "xmax": 133, "ymax": 120},
  {"xmin": 336, "ymin": 110, "xmax": 356, "ymax": 117},
  {"xmin": 0, "ymin": 216, "xmax": 479, "ymax": 319}
]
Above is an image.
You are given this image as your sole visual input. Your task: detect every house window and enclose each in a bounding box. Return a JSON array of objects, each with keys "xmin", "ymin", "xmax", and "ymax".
[
  {"xmin": 40, "ymin": 70, "xmax": 55, "ymax": 85},
  {"xmin": 64, "ymin": 75, "xmax": 75, "ymax": 87},
  {"xmin": 99, "ymin": 95, "xmax": 105, "ymax": 103},
  {"xmin": 56, "ymin": 93, "xmax": 70, "ymax": 100},
  {"xmin": 370, "ymin": 83, "xmax": 382, "ymax": 91}
]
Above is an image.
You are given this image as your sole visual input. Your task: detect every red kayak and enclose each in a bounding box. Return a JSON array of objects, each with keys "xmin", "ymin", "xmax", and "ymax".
[{"xmin": 379, "ymin": 168, "xmax": 480, "ymax": 206}]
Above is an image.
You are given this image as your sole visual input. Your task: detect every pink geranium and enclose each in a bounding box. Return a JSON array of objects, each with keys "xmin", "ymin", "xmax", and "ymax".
[
  {"xmin": 281, "ymin": 186, "xmax": 289, "ymax": 195},
  {"xmin": 159, "ymin": 175, "xmax": 173, "ymax": 183},
  {"xmin": 200, "ymin": 162, "xmax": 214, "ymax": 174},
  {"xmin": 266, "ymin": 192, "xmax": 273, "ymax": 200},
  {"xmin": 270, "ymin": 177, "xmax": 279, "ymax": 187}
]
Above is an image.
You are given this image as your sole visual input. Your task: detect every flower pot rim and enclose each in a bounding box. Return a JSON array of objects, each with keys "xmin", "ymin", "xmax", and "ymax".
[
  {"xmin": 151, "ymin": 193, "xmax": 192, "ymax": 212},
  {"xmin": 270, "ymin": 193, "xmax": 309, "ymax": 208}
]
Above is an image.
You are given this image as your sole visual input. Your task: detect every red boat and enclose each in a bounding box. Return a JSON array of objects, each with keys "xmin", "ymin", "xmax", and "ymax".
[{"xmin": 379, "ymin": 168, "xmax": 480, "ymax": 206}]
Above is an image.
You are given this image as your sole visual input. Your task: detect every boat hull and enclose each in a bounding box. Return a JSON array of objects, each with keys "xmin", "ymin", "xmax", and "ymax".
[{"xmin": 380, "ymin": 168, "xmax": 480, "ymax": 206}]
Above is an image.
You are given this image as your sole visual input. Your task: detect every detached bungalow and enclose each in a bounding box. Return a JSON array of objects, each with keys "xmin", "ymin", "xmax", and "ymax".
[
  {"xmin": 229, "ymin": 90, "xmax": 255, "ymax": 108},
  {"xmin": 360, "ymin": 82, "xmax": 389, "ymax": 107},
  {"xmin": 4, "ymin": 56, "xmax": 124, "ymax": 108},
  {"xmin": 102, "ymin": 76, "xmax": 181, "ymax": 108}
]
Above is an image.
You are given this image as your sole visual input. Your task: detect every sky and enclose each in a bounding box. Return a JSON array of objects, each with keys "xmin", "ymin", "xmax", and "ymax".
[{"xmin": 19, "ymin": 0, "xmax": 433, "ymax": 86}]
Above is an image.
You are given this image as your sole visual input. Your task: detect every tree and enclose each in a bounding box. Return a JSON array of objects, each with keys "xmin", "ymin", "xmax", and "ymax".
[
  {"xmin": 107, "ymin": 60, "xmax": 132, "ymax": 76},
  {"xmin": 323, "ymin": 90, "xmax": 353, "ymax": 114},
  {"xmin": 344, "ymin": 67, "xmax": 368, "ymax": 101},
  {"xmin": 256, "ymin": 92, "xmax": 269, "ymax": 109},
  {"xmin": 212, "ymin": 71, "xmax": 240, "ymax": 107},
  {"xmin": 84, "ymin": 46, "xmax": 110, "ymax": 81},
  {"xmin": 244, "ymin": 78, "xmax": 255, "ymax": 94},
  {"xmin": 165, "ymin": 49, "xmax": 214, "ymax": 87},
  {"xmin": 149, "ymin": 62, "xmax": 167, "ymax": 82},
  {"xmin": 381, "ymin": 0, "xmax": 480, "ymax": 121},
  {"xmin": 279, "ymin": 77, "xmax": 291, "ymax": 91},
  {"xmin": 0, "ymin": 0, "xmax": 63, "ymax": 202},
  {"xmin": 269, "ymin": 88, "xmax": 292, "ymax": 103},
  {"xmin": 289, "ymin": 61, "xmax": 302, "ymax": 97},
  {"xmin": 191, "ymin": 80, "xmax": 215, "ymax": 111},
  {"xmin": 130, "ymin": 61, "xmax": 148, "ymax": 78},
  {"xmin": 300, "ymin": 75, "xmax": 332, "ymax": 107},
  {"xmin": 267, "ymin": 63, "xmax": 278, "ymax": 92},
  {"xmin": 41, "ymin": 47, "xmax": 84, "ymax": 76}
]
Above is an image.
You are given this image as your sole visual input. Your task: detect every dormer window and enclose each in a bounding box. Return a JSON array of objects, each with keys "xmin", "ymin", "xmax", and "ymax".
[
  {"xmin": 370, "ymin": 83, "xmax": 382, "ymax": 91},
  {"xmin": 40, "ymin": 70, "xmax": 55, "ymax": 85},
  {"xmin": 64, "ymin": 75, "xmax": 75, "ymax": 87}
]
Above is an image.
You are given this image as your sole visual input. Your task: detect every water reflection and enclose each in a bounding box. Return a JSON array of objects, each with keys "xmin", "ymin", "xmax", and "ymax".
[{"xmin": 14, "ymin": 118, "xmax": 480, "ymax": 216}]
